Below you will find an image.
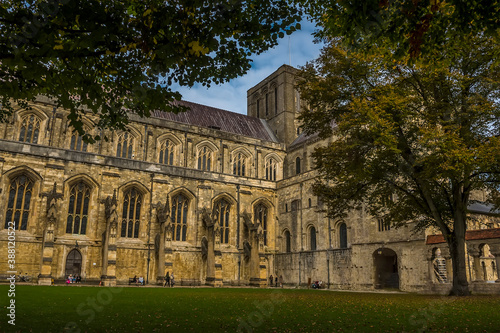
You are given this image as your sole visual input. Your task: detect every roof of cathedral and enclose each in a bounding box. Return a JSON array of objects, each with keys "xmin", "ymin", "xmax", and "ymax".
[
  {"xmin": 426, "ymin": 228, "xmax": 500, "ymax": 244},
  {"xmin": 151, "ymin": 100, "xmax": 278, "ymax": 143}
]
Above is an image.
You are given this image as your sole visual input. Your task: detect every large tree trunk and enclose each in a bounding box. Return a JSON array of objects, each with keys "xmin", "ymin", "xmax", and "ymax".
[{"xmin": 447, "ymin": 212, "xmax": 470, "ymax": 296}]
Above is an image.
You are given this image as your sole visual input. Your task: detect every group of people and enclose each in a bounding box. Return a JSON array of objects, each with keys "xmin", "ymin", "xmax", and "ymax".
[
  {"xmin": 131, "ymin": 275, "xmax": 145, "ymax": 285},
  {"xmin": 163, "ymin": 272, "xmax": 175, "ymax": 287},
  {"xmin": 66, "ymin": 274, "xmax": 81, "ymax": 284},
  {"xmin": 269, "ymin": 274, "xmax": 283, "ymax": 288}
]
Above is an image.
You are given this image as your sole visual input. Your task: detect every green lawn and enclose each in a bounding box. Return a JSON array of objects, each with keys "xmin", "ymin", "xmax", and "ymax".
[{"xmin": 2, "ymin": 285, "xmax": 500, "ymax": 332}]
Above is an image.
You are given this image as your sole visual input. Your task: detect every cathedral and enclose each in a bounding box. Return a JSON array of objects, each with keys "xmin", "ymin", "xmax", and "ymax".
[{"xmin": 1, "ymin": 65, "xmax": 499, "ymax": 293}]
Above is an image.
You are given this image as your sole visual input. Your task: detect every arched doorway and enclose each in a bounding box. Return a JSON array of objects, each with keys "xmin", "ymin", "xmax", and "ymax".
[
  {"xmin": 373, "ymin": 248, "xmax": 399, "ymax": 289},
  {"xmin": 65, "ymin": 249, "xmax": 82, "ymax": 277}
]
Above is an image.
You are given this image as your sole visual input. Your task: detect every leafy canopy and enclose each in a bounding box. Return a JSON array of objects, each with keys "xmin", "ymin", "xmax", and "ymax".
[
  {"xmin": 298, "ymin": 35, "xmax": 500, "ymax": 232},
  {"xmin": 301, "ymin": 0, "xmax": 500, "ymax": 59},
  {"xmin": 0, "ymin": 0, "xmax": 301, "ymax": 142}
]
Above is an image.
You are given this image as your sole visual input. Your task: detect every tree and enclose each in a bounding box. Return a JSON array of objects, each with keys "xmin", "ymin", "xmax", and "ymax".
[
  {"xmin": 0, "ymin": 0, "xmax": 301, "ymax": 142},
  {"xmin": 301, "ymin": 0, "xmax": 500, "ymax": 59},
  {"xmin": 297, "ymin": 36, "xmax": 500, "ymax": 296}
]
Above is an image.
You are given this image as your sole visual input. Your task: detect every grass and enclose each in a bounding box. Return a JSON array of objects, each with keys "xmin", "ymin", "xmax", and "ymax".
[{"xmin": 2, "ymin": 285, "xmax": 500, "ymax": 332}]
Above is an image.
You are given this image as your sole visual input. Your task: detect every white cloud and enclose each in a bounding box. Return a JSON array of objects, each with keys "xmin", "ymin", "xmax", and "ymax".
[{"xmin": 174, "ymin": 19, "xmax": 323, "ymax": 115}]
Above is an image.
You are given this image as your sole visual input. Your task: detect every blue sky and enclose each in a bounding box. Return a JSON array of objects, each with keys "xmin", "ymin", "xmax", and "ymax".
[{"xmin": 174, "ymin": 19, "xmax": 323, "ymax": 115}]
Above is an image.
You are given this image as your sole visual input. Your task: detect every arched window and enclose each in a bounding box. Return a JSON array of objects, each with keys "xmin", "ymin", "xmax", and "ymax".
[
  {"xmin": 284, "ymin": 230, "xmax": 291, "ymax": 253},
  {"xmin": 265, "ymin": 157, "xmax": 277, "ymax": 181},
  {"xmin": 171, "ymin": 194, "xmax": 188, "ymax": 241},
  {"xmin": 310, "ymin": 226, "xmax": 317, "ymax": 251},
  {"xmin": 66, "ymin": 182, "xmax": 91, "ymax": 234},
  {"xmin": 308, "ymin": 198, "xmax": 312, "ymax": 208},
  {"xmin": 339, "ymin": 223, "xmax": 348, "ymax": 248},
  {"xmin": 4, "ymin": 175, "xmax": 33, "ymax": 230},
  {"xmin": 116, "ymin": 132, "xmax": 134, "ymax": 159},
  {"xmin": 214, "ymin": 199, "xmax": 230, "ymax": 244},
  {"xmin": 254, "ymin": 203, "xmax": 268, "ymax": 245},
  {"xmin": 159, "ymin": 139, "xmax": 175, "ymax": 165},
  {"xmin": 295, "ymin": 157, "xmax": 301, "ymax": 174},
  {"xmin": 121, "ymin": 188, "xmax": 142, "ymax": 238},
  {"xmin": 197, "ymin": 146, "xmax": 213, "ymax": 171},
  {"xmin": 19, "ymin": 114, "xmax": 41, "ymax": 144},
  {"xmin": 70, "ymin": 129, "xmax": 89, "ymax": 152},
  {"xmin": 232, "ymin": 152, "xmax": 246, "ymax": 176}
]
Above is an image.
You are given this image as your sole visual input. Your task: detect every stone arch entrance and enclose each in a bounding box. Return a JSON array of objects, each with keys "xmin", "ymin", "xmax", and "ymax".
[
  {"xmin": 65, "ymin": 249, "xmax": 82, "ymax": 277},
  {"xmin": 373, "ymin": 248, "xmax": 399, "ymax": 289}
]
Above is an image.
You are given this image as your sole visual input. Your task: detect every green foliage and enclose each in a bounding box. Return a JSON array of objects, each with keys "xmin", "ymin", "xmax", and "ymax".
[
  {"xmin": 4, "ymin": 286, "xmax": 500, "ymax": 332},
  {"xmin": 301, "ymin": 0, "xmax": 500, "ymax": 59},
  {"xmin": 298, "ymin": 34, "xmax": 500, "ymax": 294},
  {"xmin": 0, "ymin": 0, "xmax": 301, "ymax": 141},
  {"xmin": 298, "ymin": 36, "xmax": 500, "ymax": 231}
]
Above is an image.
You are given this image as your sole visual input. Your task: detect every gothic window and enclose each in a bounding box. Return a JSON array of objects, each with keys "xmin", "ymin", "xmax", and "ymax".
[
  {"xmin": 296, "ymin": 157, "xmax": 301, "ymax": 174},
  {"xmin": 214, "ymin": 199, "xmax": 230, "ymax": 244},
  {"xmin": 284, "ymin": 230, "xmax": 291, "ymax": 253},
  {"xmin": 197, "ymin": 146, "xmax": 213, "ymax": 171},
  {"xmin": 378, "ymin": 218, "xmax": 391, "ymax": 231},
  {"xmin": 232, "ymin": 152, "xmax": 246, "ymax": 176},
  {"xmin": 116, "ymin": 132, "xmax": 134, "ymax": 159},
  {"xmin": 339, "ymin": 223, "xmax": 348, "ymax": 248},
  {"xmin": 310, "ymin": 226, "xmax": 317, "ymax": 251},
  {"xmin": 66, "ymin": 182, "xmax": 90, "ymax": 235},
  {"xmin": 4, "ymin": 175, "xmax": 33, "ymax": 230},
  {"xmin": 254, "ymin": 203, "xmax": 268, "ymax": 246},
  {"xmin": 159, "ymin": 139, "xmax": 175, "ymax": 165},
  {"xmin": 265, "ymin": 157, "xmax": 277, "ymax": 181},
  {"xmin": 171, "ymin": 194, "xmax": 188, "ymax": 241},
  {"xmin": 19, "ymin": 114, "xmax": 41, "ymax": 144},
  {"xmin": 70, "ymin": 129, "xmax": 89, "ymax": 152},
  {"xmin": 121, "ymin": 188, "xmax": 142, "ymax": 238}
]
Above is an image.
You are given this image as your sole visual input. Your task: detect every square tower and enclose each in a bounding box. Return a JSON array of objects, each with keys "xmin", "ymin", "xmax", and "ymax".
[{"xmin": 247, "ymin": 65, "xmax": 302, "ymax": 146}]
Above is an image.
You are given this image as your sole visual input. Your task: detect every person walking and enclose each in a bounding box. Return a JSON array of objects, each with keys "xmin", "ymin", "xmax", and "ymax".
[
  {"xmin": 164, "ymin": 272, "xmax": 170, "ymax": 287},
  {"xmin": 279, "ymin": 275, "xmax": 283, "ymax": 288},
  {"xmin": 170, "ymin": 273, "xmax": 175, "ymax": 287},
  {"xmin": 269, "ymin": 274, "xmax": 273, "ymax": 287}
]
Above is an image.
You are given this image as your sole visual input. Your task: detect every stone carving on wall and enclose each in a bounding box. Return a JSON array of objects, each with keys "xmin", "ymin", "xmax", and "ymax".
[
  {"xmin": 104, "ymin": 190, "xmax": 118, "ymax": 228},
  {"xmin": 45, "ymin": 182, "xmax": 62, "ymax": 227},
  {"xmin": 201, "ymin": 237, "xmax": 208, "ymax": 260}
]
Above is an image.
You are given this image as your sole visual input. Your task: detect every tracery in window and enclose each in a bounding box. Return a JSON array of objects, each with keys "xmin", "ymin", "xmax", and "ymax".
[
  {"xmin": 197, "ymin": 146, "xmax": 213, "ymax": 171},
  {"xmin": 214, "ymin": 199, "xmax": 230, "ymax": 244},
  {"xmin": 171, "ymin": 194, "xmax": 188, "ymax": 241},
  {"xmin": 232, "ymin": 152, "xmax": 246, "ymax": 176},
  {"xmin": 121, "ymin": 188, "xmax": 142, "ymax": 238},
  {"xmin": 116, "ymin": 132, "xmax": 134, "ymax": 158},
  {"xmin": 265, "ymin": 157, "xmax": 277, "ymax": 181},
  {"xmin": 19, "ymin": 114, "xmax": 41, "ymax": 144},
  {"xmin": 66, "ymin": 182, "xmax": 90, "ymax": 235},
  {"xmin": 70, "ymin": 128, "xmax": 89, "ymax": 152},
  {"xmin": 159, "ymin": 139, "xmax": 175, "ymax": 165},
  {"xmin": 4, "ymin": 175, "xmax": 33, "ymax": 230}
]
